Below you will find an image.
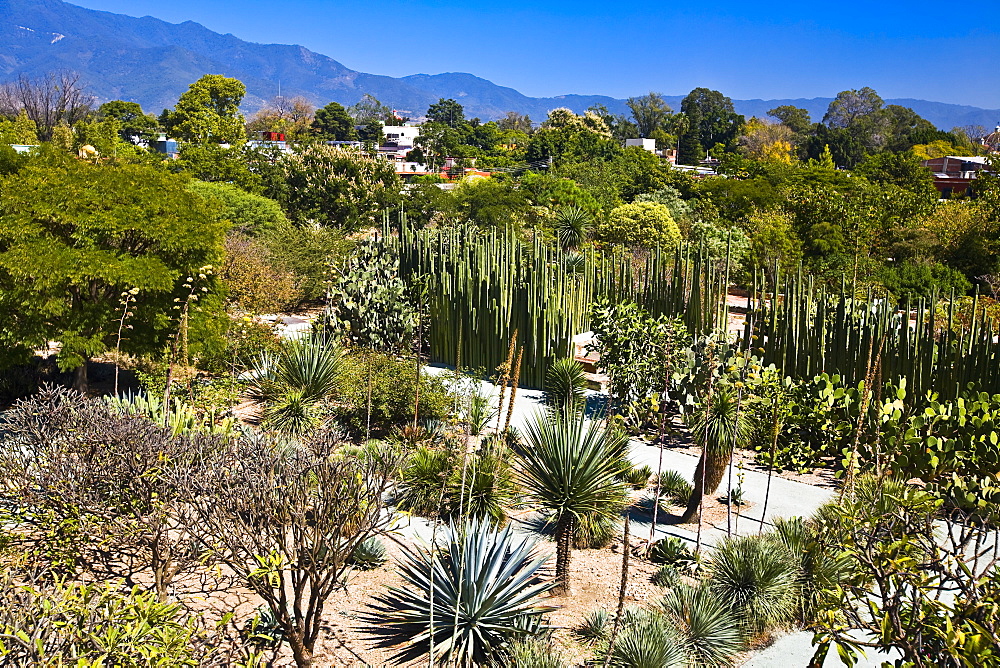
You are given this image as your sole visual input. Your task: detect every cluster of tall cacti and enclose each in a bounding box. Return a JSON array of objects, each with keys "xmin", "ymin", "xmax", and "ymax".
[
  {"xmin": 741, "ymin": 270, "xmax": 1000, "ymax": 400},
  {"xmin": 380, "ymin": 218, "xmax": 727, "ymax": 387}
]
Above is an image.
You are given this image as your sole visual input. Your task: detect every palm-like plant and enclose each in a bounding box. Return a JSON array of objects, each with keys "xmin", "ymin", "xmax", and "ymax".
[
  {"xmin": 680, "ymin": 387, "xmax": 751, "ymax": 523},
  {"xmin": 247, "ymin": 336, "xmax": 344, "ymax": 434},
  {"xmin": 360, "ymin": 519, "xmax": 555, "ymax": 665},
  {"xmin": 515, "ymin": 409, "xmax": 629, "ymax": 595},
  {"xmin": 657, "ymin": 583, "xmax": 743, "ymax": 665},
  {"xmin": 707, "ymin": 534, "xmax": 798, "ymax": 635},
  {"xmin": 544, "ymin": 358, "xmax": 588, "ymax": 414},
  {"xmin": 553, "ymin": 206, "xmax": 594, "ymax": 252}
]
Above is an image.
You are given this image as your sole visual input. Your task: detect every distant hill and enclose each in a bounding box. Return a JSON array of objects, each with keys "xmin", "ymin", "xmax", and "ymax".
[{"xmin": 1, "ymin": 0, "xmax": 998, "ymax": 130}]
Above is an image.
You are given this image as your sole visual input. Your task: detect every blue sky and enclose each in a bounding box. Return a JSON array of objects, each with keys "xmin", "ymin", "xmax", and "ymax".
[{"xmin": 74, "ymin": 0, "xmax": 1000, "ymax": 108}]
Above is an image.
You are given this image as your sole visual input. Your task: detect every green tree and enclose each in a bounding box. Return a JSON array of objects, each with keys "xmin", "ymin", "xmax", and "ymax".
[
  {"xmin": 767, "ymin": 105, "xmax": 812, "ymax": 134},
  {"xmin": 854, "ymin": 151, "xmax": 936, "ymax": 196},
  {"xmin": 497, "ymin": 111, "xmax": 533, "ymax": 133},
  {"xmin": 0, "ymin": 109, "xmax": 39, "ymax": 144},
  {"xmin": 97, "ymin": 100, "xmax": 158, "ymax": 143},
  {"xmin": 188, "ymin": 180, "xmax": 290, "ymax": 236},
  {"xmin": 348, "ymin": 94, "xmax": 396, "ymax": 125},
  {"xmin": 599, "ymin": 201, "xmax": 681, "ymax": 248},
  {"xmin": 515, "ymin": 410, "xmax": 629, "ymax": 595},
  {"xmin": 0, "ymin": 157, "xmax": 227, "ymax": 389},
  {"xmin": 311, "ymin": 101, "xmax": 358, "ymax": 141},
  {"xmin": 277, "ymin": 143, "xmax": 401, "ymax": 229},
  {"xmin": 627, "ymin": 92, "xmax": 673, "ymax": 139},
  {"xmin": 425, "ymin": 98, "xmax": 466, "ymax": 128},
  {"xmin": 680, "ymin": 88, "xmax": 744, "ymax": 157},
  {"xmin": 823, "ymin": 87, "xmax": 884, "ymax": 129},
  {"xmin": 453, "ymin": 178, "xmax": 532, "ymax": 229},
  {"xmin": 161, "ymin": 74, "xmax": 247, "ymax": 144}
]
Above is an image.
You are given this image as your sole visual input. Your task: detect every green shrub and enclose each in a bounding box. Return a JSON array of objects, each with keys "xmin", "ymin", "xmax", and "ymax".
[
  {"xmin": 573, "ymin": 511, "xmax": 619, "ymax": 549},
  {"xmin": 620, "ymin": 464, "xmax": 654, "ymax": 490},
  {"xmin": 336, "ymin": 353, "xmax": 452, "ymax": 437},
  {"xmin": 598, "ymin": 201, "xmax": 681, "ymax": 248},
  {"xmin": 708, "ymin": 534, "xmax": 798, "ymax": 635},
  {"xmin": 0, "ymin": 577, "xmax": 243, "ymax": 665}
]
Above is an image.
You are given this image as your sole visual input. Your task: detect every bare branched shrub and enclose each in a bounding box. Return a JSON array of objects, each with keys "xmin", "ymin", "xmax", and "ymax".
[
  {"xmin": 0, "ymin": 386, "xmax": 217, "ymax": 600},
  {"xmin": 169, "ymin": 431, "xmax": 401, "ymax": 667}
]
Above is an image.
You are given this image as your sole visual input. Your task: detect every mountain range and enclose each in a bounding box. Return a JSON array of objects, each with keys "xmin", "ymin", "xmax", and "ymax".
[{"xmin": 2, "ymin": 0, "xmax": 998, "ymax": 131}]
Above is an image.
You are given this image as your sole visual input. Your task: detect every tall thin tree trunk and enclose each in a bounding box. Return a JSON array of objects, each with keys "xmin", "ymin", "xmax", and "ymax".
[
  {"xmin": 552, "ymin": 514, "xmax": 575, "ymax": 596},
  {"xmin": 649, "ymin": 363, "xmax": 672, "ymax": 546},
  {"xmin": 603, "ymin": 514, "xmax": 631, "ymax": 668},
  {"xmin": 760, "ymin": 393, "xmax": 780, "ymax": 535}
]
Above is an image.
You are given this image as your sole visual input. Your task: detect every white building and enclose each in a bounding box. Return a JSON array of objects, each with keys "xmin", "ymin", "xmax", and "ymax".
[
  {"xmin": 625, "ymin": 138, "xmax": 656, "ymax": 152},
  {"xmin": 381, "ymin": 125, "xmax": 420, "ymax": 148}
]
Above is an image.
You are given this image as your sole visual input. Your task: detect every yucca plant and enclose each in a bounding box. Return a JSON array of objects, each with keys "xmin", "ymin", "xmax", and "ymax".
[
  {"xmin": 447, "ymin": 449, "xmax": 516, "ymax": 525},
  {"xmin": 607, "ymin": 608, "xmax": 686, "ymax": 668},
  {"xmin": 708, "ymin": 534, "xmax": 798, "ymax": 635},
  {"xmin": 620, "ymin": 464, "xmax": 653, "ymax": 490},
  {"xmin": 348, "ymin": 537, "xmax": 388, "ymax": 570},
  {"xmin": 657, "ymin": 583, "xmax": 743, "ymax": 666},
  {"xmin": 573, "ymin": 608, "xmax": 612, "ymax": 642},
  {"xmin": 655, "ymin": 470, "xmax": 693, "ymax": 505},
  {"xmin": 544, "ymin": 358, "xmax": 588, "ymax": 414},
  {"xmin": 553, "ymin": 206, "xmax": 594, "ymax": 252},
  {"xmin": 771, "ymin": 517, "xmax": 847, "ymax": 625},
  {"xmin": 360, "ymin": 519, "xmax": 555, "ymax": 665},
  {"xmin": 515, "ymin": 409, "xmax": 630, "ymax": 595},
  {"xmin": 395, "ymin": 446, "xmax": 454, "ymax": 518},
  {"xmin": 247, "ymin": 336, "xmax": 344, "ymax": 434},
  {"xmin": 680, "ymin": 387, "xmax": 752, "ymax": 523}
]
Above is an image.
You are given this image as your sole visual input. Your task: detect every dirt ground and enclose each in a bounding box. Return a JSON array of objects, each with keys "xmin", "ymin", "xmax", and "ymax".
[{"xmin": 191, "ymin": 494, "xmax": 750, "ymax": 667}]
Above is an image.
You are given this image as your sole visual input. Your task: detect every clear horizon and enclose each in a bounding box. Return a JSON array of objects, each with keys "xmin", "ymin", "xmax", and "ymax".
[{"xmin": 68, "ymin": 0, "xmax": 1000, "ymax": 109}]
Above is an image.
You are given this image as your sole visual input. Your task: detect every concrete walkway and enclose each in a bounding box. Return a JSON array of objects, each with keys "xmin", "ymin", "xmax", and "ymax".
[{"xmin": 627, "ymin": 439, "xmax": 835, "ymax": 547}]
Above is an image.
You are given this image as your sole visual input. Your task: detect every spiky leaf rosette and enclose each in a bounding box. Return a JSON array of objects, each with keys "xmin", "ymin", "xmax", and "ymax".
[{"xmin": 359, "ymin": 519, "xmax": 555, "ymax": 664}]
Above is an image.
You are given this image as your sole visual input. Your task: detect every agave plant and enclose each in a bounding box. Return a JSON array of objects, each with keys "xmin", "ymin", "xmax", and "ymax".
[
  {"xmin": 544, "ymin": 358, "xmax": 588, "ymax": 414},
  {"xmin": 657, "ymin": 583, "xmax": 743, "ymax": 665},
  {"xmin": 515, "ymin": 409, "xmax": 630, "ymax": 595},
  {"xmin": 348, "ymin": 536, "xmax": 388, "ymax": 570},
  {"xmin": 707, "ymin": 534, "xmax": 798, "ymax": 635},
  {"xmin": 651, "ymin": 565, "xmax": 680, "ymax": 588},
  {"xmin": 359, "ymin": 519, "xmax": 555, "ymax": 664},
  {"xmin": 680, "ymin": 387, "xmax": 752, "ymax": 523},
  {"xmin": 648, "ymin": 536, "xmax": 697, "ymax": 572}
]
